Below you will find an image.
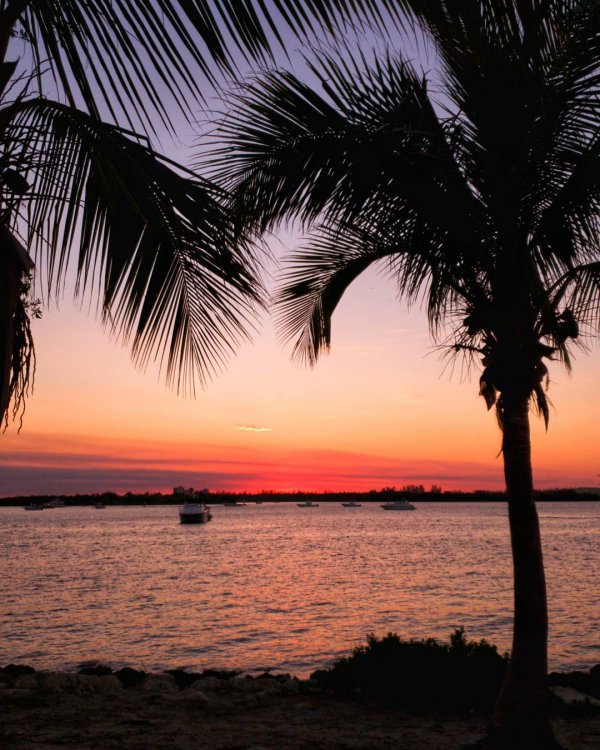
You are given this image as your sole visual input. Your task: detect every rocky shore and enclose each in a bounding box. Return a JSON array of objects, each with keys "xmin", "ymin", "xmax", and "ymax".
[{"xmin": 1, "ymin": 665, "xmax": 599, "ymax": 749}]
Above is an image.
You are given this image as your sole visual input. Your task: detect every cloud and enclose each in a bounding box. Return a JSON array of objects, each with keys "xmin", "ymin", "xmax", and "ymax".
[
  {"xmin": 236, "ymin": 425, "xmax": 272, "ymax": 432},
  {"xmin": 390, "ymin": 392, "xmax": 425, "ymax": 405},
  {"xmin": 0, "ymin": 435, "xmax": 579, "ymax": 497}
]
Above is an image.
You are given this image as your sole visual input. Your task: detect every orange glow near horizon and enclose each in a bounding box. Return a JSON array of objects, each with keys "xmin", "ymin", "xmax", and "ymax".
[{"xmin": 2, "ymin": 267, "xmax": 599, "ymax": 497}]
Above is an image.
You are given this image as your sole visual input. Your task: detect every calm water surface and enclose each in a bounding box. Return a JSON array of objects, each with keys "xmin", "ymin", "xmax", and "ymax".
[{"xmin": 1, "ymin": 502, "xmax": 598, "ymax": 676}]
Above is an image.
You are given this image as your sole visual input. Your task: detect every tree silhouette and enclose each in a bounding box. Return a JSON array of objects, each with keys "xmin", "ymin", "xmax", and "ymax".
[
  {"xmin": 0, "ymin": 0, "xmax": 385, "ymax": 426},
  {"xmin": 206, "ymin": 3, "xmax": 600, "ymax": 747}
]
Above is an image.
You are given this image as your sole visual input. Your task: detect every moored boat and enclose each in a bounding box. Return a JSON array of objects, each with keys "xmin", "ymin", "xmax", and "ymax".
[
  {"xmin": 179, "ymin": 502, "xmax": 212, "ymax": 524},
  {"xmin": 24, "ymin": 503, "xmax": 44, "ymax": 511},
  {"xmin": 45, "ymin": 498, "xmax": 66, "ymax": 508},
  {"xmin": 341, "ymin": 500, "xmax": 361, "ymax": 507},
  {"xmin": 381, "ymin": 498, "xmax": 416, "ymax": 511},
  {"xmin": 297, "ymin": 500, "xmax": 319, "ymax": 507}
]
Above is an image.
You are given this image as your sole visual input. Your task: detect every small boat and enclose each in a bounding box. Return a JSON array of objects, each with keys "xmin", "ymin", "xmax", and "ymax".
[
  {"xmin": 45, "ymin": 498, "xmax": 66, "ymax": 508},
  {"xmin": 297, "ymin": 500, "xmax": 319, "ymax": 507},
  {"xmin": 179, "ymin": 502, "xmax": 212, "ymax": 524},
  {"xmin": 381, "ymin": 498, "xmax": 416, "ymax": 511},
  {"xmin": 94, "ymin": 501, "xmax": 106, "ymax": 509},
  {"xmin": 223, "ymin": 501, "xmax": 247, "ymax": 507},
  {"xmin": 24, "ymin": 503, "xmax": 44, "ymax": 511},
  {"xmin": 341, "ymin": 500, "xmax": 361, "ymax": 507}
]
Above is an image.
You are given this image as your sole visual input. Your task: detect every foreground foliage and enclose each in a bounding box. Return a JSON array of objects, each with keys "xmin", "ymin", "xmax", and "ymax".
[{"xmin": 311, "ymin": 629, "xmax": 509, "ymax": 711}]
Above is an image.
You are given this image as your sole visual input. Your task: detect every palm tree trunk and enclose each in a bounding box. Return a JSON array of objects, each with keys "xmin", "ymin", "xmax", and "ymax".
[{"xmin": 488, "ymin": 389, "xmax": 559, "ymax": 749}]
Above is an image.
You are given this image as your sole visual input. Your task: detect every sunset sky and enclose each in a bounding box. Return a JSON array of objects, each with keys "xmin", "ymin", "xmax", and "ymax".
[
  {"xmin": 2, "ymin": 13, "xmax": 599, "ymax": 497},
  {"xmin": 3, "ymin": 255, "xmax": 599, "ymax": 496}
]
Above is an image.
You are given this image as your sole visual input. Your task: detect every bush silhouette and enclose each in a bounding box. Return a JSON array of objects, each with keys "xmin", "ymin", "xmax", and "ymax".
[{"xmin": 311, "ymin": 628, "xmax": 509, "ymax": 711}]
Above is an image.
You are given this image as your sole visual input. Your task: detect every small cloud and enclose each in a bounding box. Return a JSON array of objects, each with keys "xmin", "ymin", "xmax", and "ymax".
[
  {"xmin": 391, "ymin": 393, "xmax": 425, "ymax": 405},
  {"xmin": 237, "ymin": 424, "xmax": 272, "ymax": 432}
]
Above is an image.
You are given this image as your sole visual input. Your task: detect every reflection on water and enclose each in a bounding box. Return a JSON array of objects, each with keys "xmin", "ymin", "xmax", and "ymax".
[{"xmin": 0, "ymin": 502, "xmax": 598, "ymax": 676}]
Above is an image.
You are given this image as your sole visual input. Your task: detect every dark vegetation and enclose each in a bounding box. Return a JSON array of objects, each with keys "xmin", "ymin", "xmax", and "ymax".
[
  {"xmin": 311, "ymin": 629, "xmax": 509, "ymax": 711},
  {"xmin": 3, "ymin": 631, "xmax": 598, "ymax": 715},
  {"xmin": 310, "ymin": 630, "xmax": 600, "ymax": 715},
  {"xmin": 1, "ymin": 486, "xmax": 598, "ymax": 507}
]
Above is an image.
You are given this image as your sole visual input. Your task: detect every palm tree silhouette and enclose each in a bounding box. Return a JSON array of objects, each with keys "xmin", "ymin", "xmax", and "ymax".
[
  {"xmin": 207, "ymin": 3, "xmax": 600, "ymax": 748},
  {"xmin": 0, "ymin": 0, "xmax": 378, "ymax": 427}
]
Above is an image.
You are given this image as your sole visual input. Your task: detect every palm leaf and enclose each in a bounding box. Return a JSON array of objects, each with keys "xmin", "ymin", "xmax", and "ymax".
[
  {"xmin": 274, "ymin": 214, "xmax": 472, "ymax": 364},
  {"xmin": 206, "ymin": 51, "xmax": 487, "ymax": 257},
  {"xmin": 3, "ymin": 98, "xmax": 261, "ymax": 391},
  {"xmin": 1, "ymin": 0, "xmax": 406, "ymax": 133}
]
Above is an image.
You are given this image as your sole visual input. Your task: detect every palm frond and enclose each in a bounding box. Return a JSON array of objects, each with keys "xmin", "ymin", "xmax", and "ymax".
[
  {"xmin": 562, "ymin": 261, "xmax": 600, "ymax": 334},
  {"xmin": 275, "ymin": 224, "xmax": 396, "ymax": 365},
  {"xmin": 206, "ymin": 51, "xmax": 487, "ymax": 257},
  {"xmin": 2, "ymin": 0, "xmax": 406, "ymax": 133},
  {"xmin": 3, "ymin": 98, "xmax": 262, "ymax": 392},
  {"xmin": 274, "ymin": 213, "xmax": 472, "ymax": 364},
  {"xmin": 0, "ymin": 226, "xmax": 36, "ymax": 429}
]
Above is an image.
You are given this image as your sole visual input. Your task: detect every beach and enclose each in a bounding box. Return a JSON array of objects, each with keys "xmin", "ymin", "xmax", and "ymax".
[{"xmin": 2, "ymin": 669, "xmax": 599, "ymax": 750}]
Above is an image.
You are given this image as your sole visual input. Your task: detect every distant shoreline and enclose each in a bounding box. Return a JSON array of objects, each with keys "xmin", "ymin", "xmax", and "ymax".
[{"xmin": 2, "ymin": 488, "xmax": 599, "ymax": 506}]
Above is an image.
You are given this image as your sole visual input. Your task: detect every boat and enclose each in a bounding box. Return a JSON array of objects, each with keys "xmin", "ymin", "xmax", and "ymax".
[
  {"xmin": 341, "ymin": 500, "xmax": 361, "ymax": 507},
  {"xmin": 179, "ymin": 502, "xmax": 212, "ymax": 524},
  {"xmin": 223, "ymin": 501, "xmax": 247, "ymax": 507},
  {"xmin": 381, "ymin": 498, "xmax": 416, "ymax": 511},
  {"xmin": 94, "ymin": 501, "xmax": 106, "ymax": 509},
  {"xmin": 24, "ymin": 503, "xmax": 44, "ymax": 511},
  {"xmin": 297, "ymin": 500, "xmax": 319, "ymax": 507},
  {"xmin": 45, "ymin": 498, "xmax": 65, "ymax": 508}
]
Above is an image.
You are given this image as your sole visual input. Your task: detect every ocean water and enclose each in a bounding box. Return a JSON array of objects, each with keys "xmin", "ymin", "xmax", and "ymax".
[{"xmin": 1, "ymin": 502, "xmax": 598, "ymax": 676}]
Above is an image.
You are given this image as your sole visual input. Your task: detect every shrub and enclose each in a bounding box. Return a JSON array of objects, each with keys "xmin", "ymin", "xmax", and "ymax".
[{"xmin": 310, "ymin": 628, "xmax": 509, "ymax": 711}]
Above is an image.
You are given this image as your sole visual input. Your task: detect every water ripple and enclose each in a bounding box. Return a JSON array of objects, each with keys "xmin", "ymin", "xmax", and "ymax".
[{"xmin": 0, "ymin": 502, "xmax": 598, "ymax": 677}]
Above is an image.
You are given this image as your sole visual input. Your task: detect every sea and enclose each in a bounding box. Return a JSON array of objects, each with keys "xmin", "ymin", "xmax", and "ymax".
[{"xmin": 1, "ymin": 502, "xmax": 598, "ymax": 677}]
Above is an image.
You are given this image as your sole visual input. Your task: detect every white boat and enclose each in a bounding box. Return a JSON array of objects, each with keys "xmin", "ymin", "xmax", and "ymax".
[
  {"xmin": 297, "ymin": 501, "xmax": 319, "ymax": 507},
  {"xmin": 179, "ymin": 502, "xmax": 212, "ymax": 524},
  {"xmin": 24, "ymin": 503, "xmax": 44, "ymax": 511},
  {"xmin": 381, "ymin": 498, "xmax": 416, "ymax": 511},
  {"xmin": 341, "ymin": 500, "xmax": 361, "ymax": 507},
  {"xmin": 223, "ymin": 501, "xmax": 247, "ymax": 507},
  {"xmin": 94, "ymin": 501, "xmax": 106, "ymax": 509}
]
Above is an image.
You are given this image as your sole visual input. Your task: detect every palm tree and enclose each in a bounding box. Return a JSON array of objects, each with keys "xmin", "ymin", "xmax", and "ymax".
[
  {"xmin": 0, "ymin": 0, "xmax": 395, "ymax": 427},
  {"xmin": 206, "ymin": 3, "xmax": 600, "ymax": 748}
]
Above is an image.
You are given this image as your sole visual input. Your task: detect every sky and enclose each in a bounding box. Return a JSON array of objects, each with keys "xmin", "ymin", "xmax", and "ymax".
[
  {"xmin": 3, "ymin": 258, "xmax": 599, "ymax": 496},
  {"xmin": 1, "ymin": 8, "xmax": 599, "ymax": 497}
]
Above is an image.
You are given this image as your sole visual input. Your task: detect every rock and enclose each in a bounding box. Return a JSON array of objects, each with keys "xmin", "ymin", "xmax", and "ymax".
[
  {"xmin": 551, "ymin": 686, "xmax": 600, "ymax": 707},
  {"xmin": 256, "ymin": 671, "xmax": 279, "ymax": 681},
  {"xmin": 115, "ymin": 667, "xmax": 146, "ymax": 688},
  {"xmin": 13, "ymin": 673, "xmax": 40, "ymax": 689},
  {"xmin": 590, "ymin": 664, "xmax": 600, "ymax": 699},
  {"xmin": 280, "ymin": 678, "xmax": 302, "ymax": 695},
  {"xmin": 193, "ymin": 676, "xmax": 224, "ymax": 691},
  {"xmin": 0, "ymin": 664, "xmax": 36, "ymax": 681},
  {"xmin": 78, "ymin": 664, "xmax": 113, "ymax": 677},
  {"xmin": 1, "ymin": 688, "xmax": 50, "ymax": 708},
  {"xmin": 97, "ymin": 674, "xmax": 122, "ymax": 692},
  {"xmin": 139, "ymin": 674, "xmax": 178, "ymax": 694},
  {"xmin": 72, "ymin": 673, "xmax": 102, "ymax": 692},
  {"xmin": 166, "ymin": 669, "xmax": 202, "ymax": 690},
  {"xmin": 200, "ymin": 668, "xmax": 240, "ymax": 680},
  {"xmin": 171, "ymin": 687, "xmax": 211, "ymax": 706},
  {"xmin": 549, "ymin": 670, "xmax": 592, "ymax": 695},
  {"xmin": 40, "ymin": 672, "xmax": 78, "ymax": 691}
]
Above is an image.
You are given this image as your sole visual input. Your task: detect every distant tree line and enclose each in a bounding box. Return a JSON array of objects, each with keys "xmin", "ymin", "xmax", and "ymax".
[{"xmin": 1, "ymin": 486, "xmax": 598, "ymax": 507}]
